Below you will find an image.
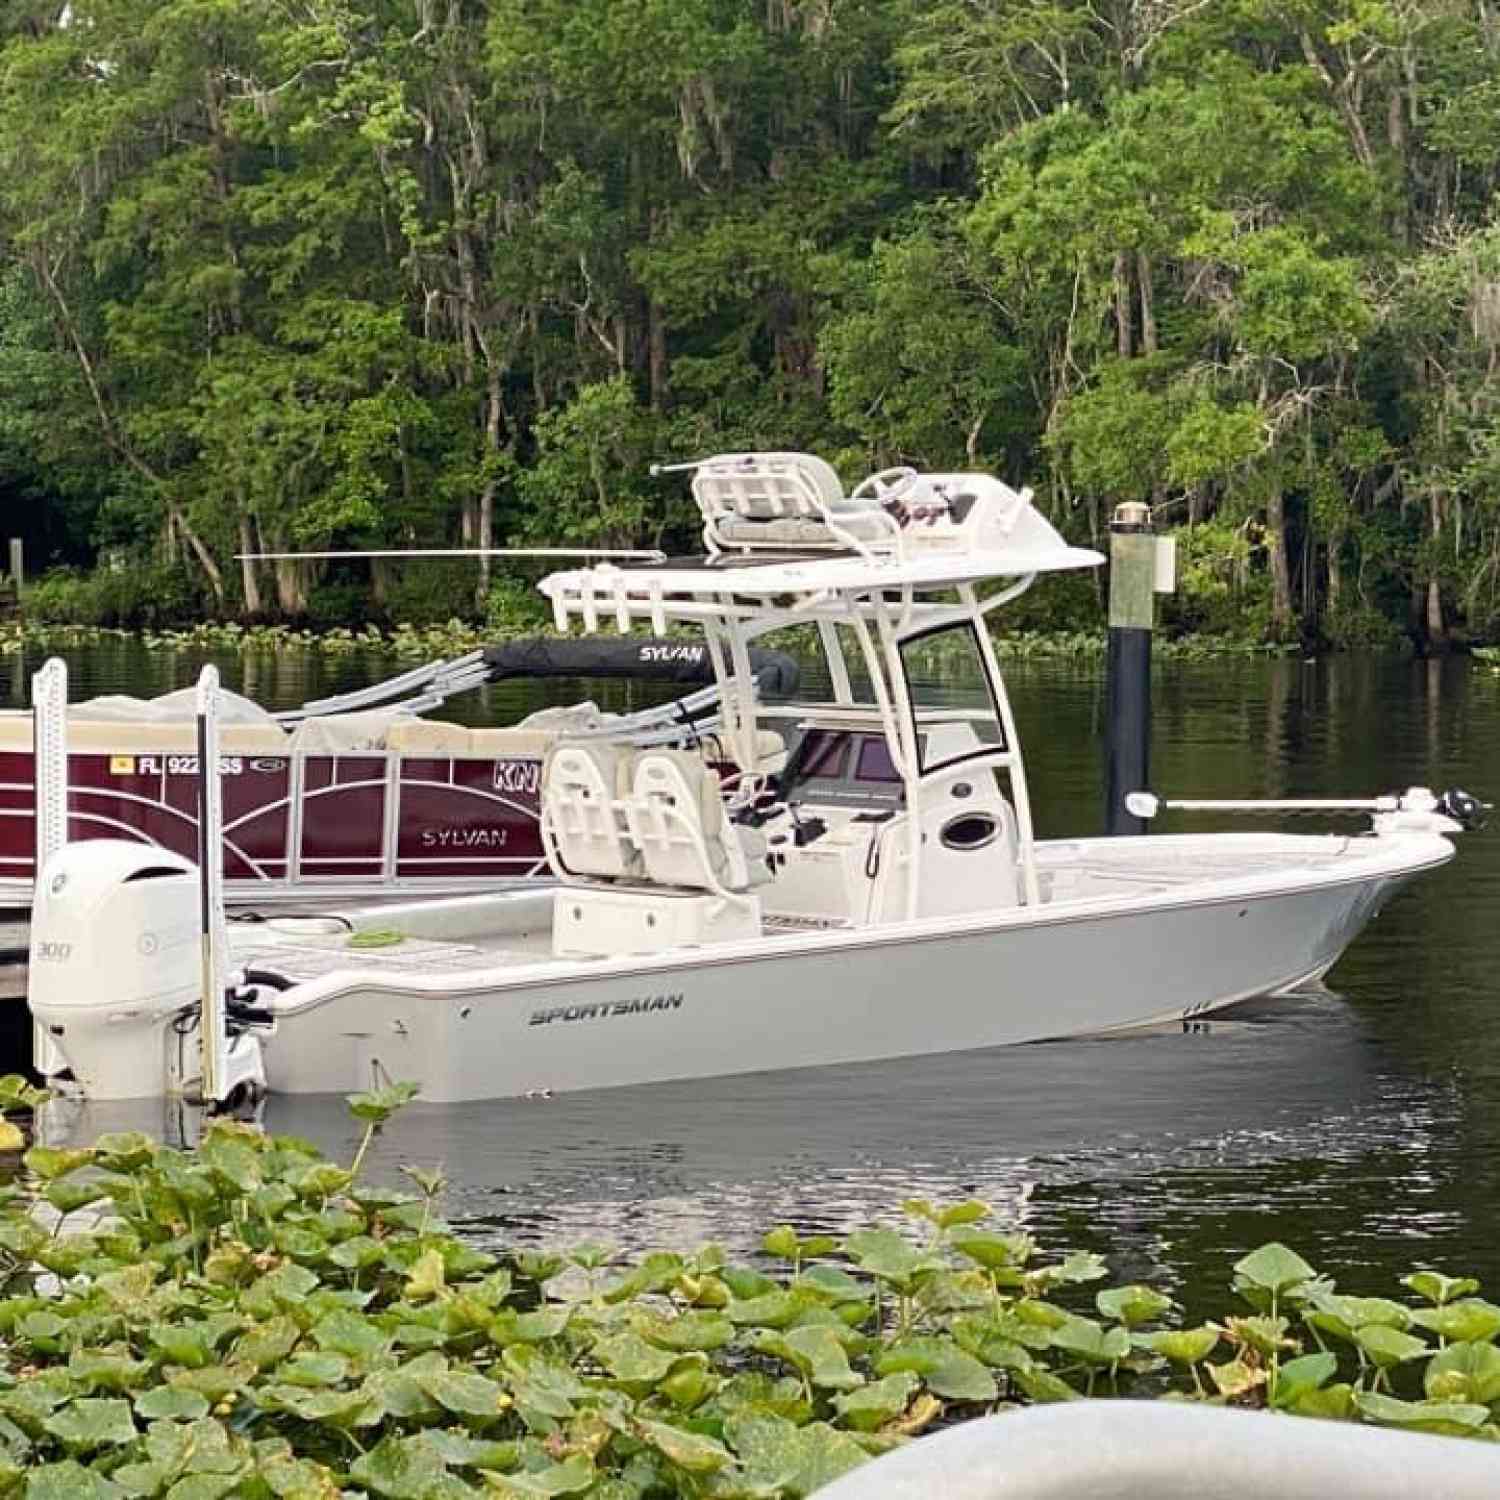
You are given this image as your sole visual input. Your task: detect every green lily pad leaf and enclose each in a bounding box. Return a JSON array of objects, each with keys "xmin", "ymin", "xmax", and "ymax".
[
  {"xmin": 112, "ymin": 1458, "xmax": 172, "ymax": 1498},
  {"xmin": 23, "ymin": 1145, "xmax": 94, "ymax": 1180},
  {"xmin": 311, "ymin": 1309, "xmax": 389, "ymax": 1361},
  {"xmin": 162, "ymin": 1474, "xmax": 245, "ymax": 1500},
  {"xmin": 592, "ymin": 1330, "xmax": 677, "ymax": 1385},
  {"xmin": 93, "ymin": 1132, "xmax": 154, "ymax": 1171},
  {"xmin": 361, "ymin": 1367, "xmax": 442, "ymax": 1422},
  {"xmin": 481, "ymin": 1454, "xmax": 595, "ymax": 1496},
  {"xmin": 634, "ymin": 1311, "xmax": 734, "ymax": 1352},
  {"xmin": 659, "ymin": 1357, "xmax": 719, "ymax": 1411},
  {"xmin": 1354, "ymin": 1391, "xmax": 1491, "ymax": 1436},
  {"xmin": 1271, "ymin": 1352, "xmax": 1338, "ymax": 1409},
  {"xmin": 756, "ymin": 1327, "xmax": 864, "ymax": 1391},
  {"xmin": 166, "ymin": 1365, "xmax": 253, "ymax": 1402},
  {"xmin": 901, "ymin": 1197, "xmax": 990, "ymax": 1231},
  {"xmin": 876, "ymin": 1337, "xmax": 998, "ymax": 1402},
  {"xmin": 832, "ymin": 1372, "xmax": 919, "ymax": 1432},
  {"xmin": 1049, "ymin": 1316, "xmax": 1131, "ymax": 1366},
  {"xmin": 233, "ymin": 1316, "xmax": 301, "ymax": 1370},
  {"xmin": 0, "ymin": 1072, "xmax": 49, "ymax": 1110},
  {"xmin": 346, "ymin": 1081, "xmax": 421, "ymax": 1125},
  {"xmin": 1409, "ymin": 1299, "xmax": 1500, "ymax": 1345},
  {"xmin": 262, "ymin": 1385, "xmax": 381, "ymax": 1427},
  {"xmin": 250, "ymin": 1263, "xmax": 320, "ymax": 1307},
  {"xmin": 23, "ymin": 1459, "xmax": 124, "ymax": 1499},
  {"xmin": 797, "ymin": 1266, "xmax": 870, "ymax": 1305},
  {"xmin": 1096, "ymin": 1285, "xmax": 1174, "ymax": 1328},
  {"xmin": 634, "ymin": 1418, "xmax": 734, "ymax": 1474},
  {"xmin": 0, "ymin": 1121, "xmax": 24, "ymax": 1153},
  {"xmin": 1208, "ymin": 1358, "xmax": 1267, "ymax": 1399},
  {"xmin": 1053, "ymin": 1251, "xmax": 1109, "ymax": 1284},
  {"xmin": 1289, "ymin": 1382, "xmax": 1357, "ymax": 1420},
  {"xmin": 350, "ymin": 1434, "xmax": 449, "ymax": 1499},
  {"xmin": 727, "ymin": 1291, "xmax": 802, "ymax": 1329},
  {"xmin": 279, "ymin": 1352, "xmax": 350, "ymax": 1388},
  {"xmin": 43, "ymin": 1398, "xmax": 138, "ymax": 1451},
  {"xmin": 948, "ymin": 1315, "xmax": 1037, "ymax": 1371},
  {"xmin": 415, "ymin": 1430, "xmax": 520, "ymax": 1469},
  {"xmin": 69, "ymin": 1348, "xmax": 151, "ymax": 1394},
  {"xmin": 762, "ymin": 1226, "xmax": 801, "ymax": 1260},
  {"xmin": 1233, "ymin": 1243, "xmax": 1316, "ymax": 1296},
  {"xmin": 290, "ymin": 1162, "xmax": 354, "ymax": 1200},
  {"xmin": 151, "ymin": 1324, "xmax": 212, "ymax": 1369},
  {"xmin": 726, "ymin": 1412, "xmax": 868, "ymax": 1495},
  {"xmin": 199, "ymin": 1135, "xmax": 263, "ymax": 1193},
  {"xmin": 1402, "ymin": 1270, "xmax": 1481, "ymax": 1306},
  {"xmin": 1223, "ymin": 1314, "xmax": 1294, "ymax": 1358},
  {"xmin": 1426, "ymin": 1341, "xmax": 1500, "ymax": 1404},
  {"xmin": 44, "ymin": 1179, "xmax": 110, "ymax": 1215},
  {"xmin": 842, "ymin": 1229, "xmax": 943, "ymax": 1288},
  {"xmin": 405, "ymin": 1249, "xmax": 447, "ymax": 1302},
  {"xmin": 134, "ymin": 1388, "xmax": 211, "ymax": 1422},
  {"xmin": 1354, "ymin": 1324, "xmax": 1428, "ymax": 1368},
  {"xmin": 330, "ymin": 1235, "xmax": 384, "ymax": 1271},
  {"xmin": 423, "ymin": 1370, "xmax": 508, "ymax": 1420}
]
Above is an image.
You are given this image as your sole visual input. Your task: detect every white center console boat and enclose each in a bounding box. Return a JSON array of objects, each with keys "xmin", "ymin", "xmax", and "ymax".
[{"xmin": 25, "ymin": 453, "xmax": 1476, "ymax": 1103}]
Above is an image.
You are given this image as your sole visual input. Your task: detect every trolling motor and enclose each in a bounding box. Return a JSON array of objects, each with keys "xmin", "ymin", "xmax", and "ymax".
[{"xmin": 1124, "ymin": 784, "xmax": 1491, "ymax": 837}]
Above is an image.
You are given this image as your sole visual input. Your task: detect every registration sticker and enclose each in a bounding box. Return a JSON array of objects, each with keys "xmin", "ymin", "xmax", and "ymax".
[{"xmin": 109, "ymin": 756, "xmax": 135, "ymax": 775}]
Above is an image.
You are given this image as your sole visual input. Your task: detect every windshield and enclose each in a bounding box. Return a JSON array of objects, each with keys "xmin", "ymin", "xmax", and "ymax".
[{"xmin": 898, "ymin": 623, "xmax": 1005, "ymax": 773}]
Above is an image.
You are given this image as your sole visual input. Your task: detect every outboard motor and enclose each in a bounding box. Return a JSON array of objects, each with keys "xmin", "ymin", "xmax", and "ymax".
[{"xmin": 29, "ymin": 840, "xmax": 205, "ymax": 1100}]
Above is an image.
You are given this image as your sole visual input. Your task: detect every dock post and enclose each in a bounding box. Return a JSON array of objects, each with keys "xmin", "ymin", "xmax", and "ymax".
[
  {"xmin": 1105, "ymin": 502, "xmax": 1167, "ymax": 835},
  {"xmin": 7, "ymin": 539, "xmax": 21, "ymax": 592}
]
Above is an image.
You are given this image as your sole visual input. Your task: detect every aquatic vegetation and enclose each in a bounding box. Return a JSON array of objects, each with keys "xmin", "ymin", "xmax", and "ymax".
[{"xmin": 0, "ymin": 1081, "xmax": 1495, "ymax": 1497}]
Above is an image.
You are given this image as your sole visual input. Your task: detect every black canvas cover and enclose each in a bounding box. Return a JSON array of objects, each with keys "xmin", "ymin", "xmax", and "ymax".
[{"xmin": 481, "ymin": 637, "xmax": 799, "ymax": 695}]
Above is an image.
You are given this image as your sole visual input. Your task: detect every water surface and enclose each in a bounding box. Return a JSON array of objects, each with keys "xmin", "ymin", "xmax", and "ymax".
[{"xmin": 8, "ymin": 642, "xmax": 1498, "ymax": 1317}]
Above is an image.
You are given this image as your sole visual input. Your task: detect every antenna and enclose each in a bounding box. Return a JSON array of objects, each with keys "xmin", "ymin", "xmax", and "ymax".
[{"xmin": 234, "ymin": 547, "xmax": 665, "ymax": 562}]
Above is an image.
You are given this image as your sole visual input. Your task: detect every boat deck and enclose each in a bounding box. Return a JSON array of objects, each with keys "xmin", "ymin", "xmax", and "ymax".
[{"xmin": 1037, "ymin": 835, "xmax": 1362, "ymax": 902}]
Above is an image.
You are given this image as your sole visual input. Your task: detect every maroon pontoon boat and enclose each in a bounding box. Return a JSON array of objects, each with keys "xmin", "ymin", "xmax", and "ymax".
[{"xmin": 0, "ymin": 638, "xmax": 797, "ymax": 917}]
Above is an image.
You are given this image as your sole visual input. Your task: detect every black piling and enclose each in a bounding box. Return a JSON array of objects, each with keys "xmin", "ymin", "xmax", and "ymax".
[{"xmin": 1105, "ymin": 501, "xmax": 1157, "ymax": 836}]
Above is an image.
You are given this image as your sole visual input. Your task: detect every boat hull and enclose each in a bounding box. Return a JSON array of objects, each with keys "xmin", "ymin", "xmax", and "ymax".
[{"xmin": 261, "ymin": 844, "xmax": 1443, "ymax": 1101}]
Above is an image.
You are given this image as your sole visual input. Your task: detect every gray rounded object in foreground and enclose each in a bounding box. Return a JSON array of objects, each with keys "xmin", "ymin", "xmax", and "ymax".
[{"xmin": 813, "ymin": 1402, "xmax": 1500, "ymax": 1500}]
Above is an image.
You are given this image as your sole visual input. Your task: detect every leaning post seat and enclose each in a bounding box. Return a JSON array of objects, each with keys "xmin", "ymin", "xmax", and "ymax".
[
  {"xmin": 539, "ymin": 741, "xmax": 639, "ymax": 881},
  {"xmin": 544, "ymin": 743, "xmax": 769, "ymax": 958},
  {"xmin": 691, "ymin": 452, "xmax": 902, "ymax": 558}
]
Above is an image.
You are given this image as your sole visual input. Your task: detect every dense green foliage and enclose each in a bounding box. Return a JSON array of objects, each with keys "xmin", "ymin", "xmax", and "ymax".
[
  {"xmin": 0, "ymin": 1079, "xmax": 1498, "ymax": 1498},
  {"xmin": 3, "ymin": 1, "xmax": 1500, "ymax": 646}
]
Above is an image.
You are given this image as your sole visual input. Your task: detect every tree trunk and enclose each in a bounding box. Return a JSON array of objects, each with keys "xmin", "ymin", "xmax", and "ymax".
[
  {"xmin": 1136, "ymin": 251, "xmax": 1157, "ymax": 355},
  {"xmin": 1113, "ymin": 252, "xmax": 1133, "ymax": 358},
  {"xmin": 1265, "ymin": 489, "xmax": 1294, "ymax": 635},
  {"xmin": 1426, "ymin": 492, "xmax": 1446, "ymax": 646},
  {"xmin": 648, "ymin": 298, "xmax": 670, "ymax": 411},
  {"xmin": 237, "ymin": 511, "xmax": 263, "ymax": 617}
]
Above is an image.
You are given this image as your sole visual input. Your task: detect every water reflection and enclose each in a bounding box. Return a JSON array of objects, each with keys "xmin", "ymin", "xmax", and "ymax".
[{"xmin": 10, "ymin": 643, "xmax": 1500, "ymax": 1314}]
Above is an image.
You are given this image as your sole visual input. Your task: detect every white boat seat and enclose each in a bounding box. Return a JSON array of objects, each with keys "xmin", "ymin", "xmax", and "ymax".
[
  {"xmin": 625, "ymin": 750, "xmax": 772, "ymax": 895},
  {"xmin": 692, "ymin": 452, "xmax": 901, "ymax": 557},
  {"xmin": 541, "ymin": 741, "xmax": 640, "ymax": 880}
]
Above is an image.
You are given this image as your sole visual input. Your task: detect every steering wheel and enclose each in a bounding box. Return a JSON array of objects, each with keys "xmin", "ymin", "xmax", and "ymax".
[{"xmin": 850, "ymin": 465, "xmax": 921, "ymax": 506}]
